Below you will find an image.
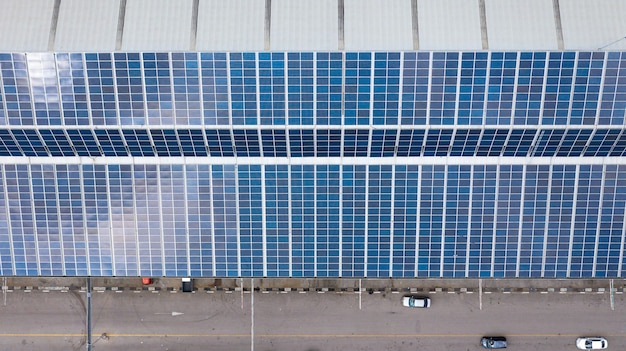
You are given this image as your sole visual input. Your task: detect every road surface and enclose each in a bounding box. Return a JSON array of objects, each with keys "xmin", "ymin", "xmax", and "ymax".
[{"xmin": 0, "ymin": 287, "xmax": 623, "ymax": 350}]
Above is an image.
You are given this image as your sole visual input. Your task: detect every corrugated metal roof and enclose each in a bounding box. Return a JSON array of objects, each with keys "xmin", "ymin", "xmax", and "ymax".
[
  {"xmin": 54, "ymin": 0, "xmax": 120, "ymax": 52},
  {"xmin": 561, "ymin": 0, "xmax": 626, "ymax": 50},
  {"xmin": 122, "ymin": 0, "xmax": 193, "ymax": 51},
  {"xmin": 196, "ymin": 0, "xmax": 265, "ymax": 51},
  {"xmin": 0, "ymin": 0, "xmax": 55, "ymax": 51},
  {"xmin": 344, "ymin": 0, "xmax": 413, "ymax": 51},
  {"xmin": 271, "ymin": 0, "xmax": 338, "ymax": 51},
  {"xmin": 1, "ymin": 0, "xmax": 626, "ymax": 52},
  {"xmin": 486, "ymin": 0, "xmax": 558, "ymax": 50},
  {"xmin": 418, "ymin": 0, "xmax": 482, "ymax": 50}
]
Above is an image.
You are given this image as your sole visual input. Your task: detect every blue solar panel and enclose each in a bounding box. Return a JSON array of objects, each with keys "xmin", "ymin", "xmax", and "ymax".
[
  {"xmin": 476, "ymin": 129, "xmax": 508, "ymax": 156},
  {"xmin": 265, "ymin": 164, "xmax": 290, "ymax": 276},
  {"xmin": 316, "ymin": 129, "xmax": 342, "ymax": 157},
  {"xmin": 172, "ymin": 53, "xmax": 201, "ymax": 125},
  {"xmin": 66, "ymin": 129, "xmax": 101, "ymax": 156},
  {"xmin": 1, "ymin": 127, "xmax": 626, "ymax": 158},
  {"xmin": 402, "ymin": 52, "xmax": 429, "ymax": 125},
  {"xmin": 94, "ymin": 129, "xmax": 127, "ymax": 156},
  {"xmin": 11, "ymin": 129, "xmax": 48, "ymax": 156},
  {"xmin": 229, "ymin": 53, "xmax": 257, "ymax": 125},
  {"xmin": 29, "ymin": 53, "xmax": 62, "ymax": 126},
  {"xmin": 503, "ymin": 129, "xmax": 535, "ymax": 156},
  {"xmin": 430, "ymin": 52, "xmax": 458, "ymax": 125},
  {"xmin": 451, "ymin": 129, "xmax": 480, "ymax": 156},
  {"xmin": 316, "ymin": 52, "xmax": 343, "ymax": 125},
  {"xmin": 57, "ymin": 53, "xmax": 90, "ymax": 126},
  {"xmin": 444, "ymin": 165, "xmax": 472, "ymax": 277},
  {"xmin": 424, "ymin": 129, "xmax": 453, "ymax": 156},
  {"xmin": 556, "ymin": 129, "xmax": 592, "ymax": 156},
  {"xmin": 177, "ymin": 129, "xmax": 207, "ymax": 156},
  {"xmin": 397, "ymin": 129, "xmax": 424, "ymax": 156},
  {"xmin": 486, "ymin": 52, "xmax": 516, "ymax": 125},
  {"xmin": 289, "ymin": 129, "xmax": 314, "ymax": 157},
  {"xmin": 514, "ymin": 52, "xmax": 545, "ymax": 125},
  {"xmin": 599, "ymin": 52, "xmax": 626, "ymax": 125},
  {"xmin": 287, "ymin": 52, "xmax": 314, "ymax": 125},
  {"xmin": 144, "ymin": 53, "xmax": 173, "ymax": 125},
  {"xmin": 373, "ymin": 52, "xmax": 400, "ymax": 125},
  {"xmin": 206, "ymin": 129, "xmax": 233, "ymax": 157},
  {"xmin": 1, "ymin": 49, "xmax": 626, "ymax": 280},
  {"xmin": 609, "ymin": 130, "xmax": 626, "ymax": 156},
  {"xmin": 0, "ymin": 63, "xmax": 5, "ymax": 125},
  {"xmin": 533, "ymin": 129, "xmax": 565, "ymax": 156},
  {"xmin": 0, "ymin": 129, "xmax": 21, "ymax": 156},
  {"xmin": 543, "ymin": 52, "xmax": 575, "ymax": 125},
  {"xmin": 259, "ymin": 53, "xmax": 285, "ymax": 125},
  {"xmin": 370, "ymin": 129, "xmax": 397, "ymax": 157},
  {"xmin": 458, "ymin": 52, "xmax": 488, "ymax": 125},
  {"xmin": 85, "ymin": 53, "xmax": 116, "ymax": 125},
  {"xmin": 232, "ymin": 129, "xmax": 260, "ymax": 157},
  {"xmin": 201, "ymin": 53, "xmax": 229, "ymax": 125},
  {"xmin": 261, "ymin": 129, "xmax": 287, "ymax": 157},
  {"xmin": 343, "ymin": 129, "xmax": 369, "ymax": 157},
  {"xmin": 344, "ymin": 52, "xmax": 371, "ymax": 125},
  {"xmin": 39, "ymin": 129, "xmax": 75, "ymax": 156},
  {"xmin": 151, "ymin": 129, "xmax": 182, "ymax": 156},
  {"xmin": 0, "ymin": 53, "xmax": 33, "ymax": 126},
  {"xmin": 0, "ymin": 163, "xmax": 624, "ymax": 277},
  {"xmin": 0, "ymin": 51, "xmax": 625, "ymax": 127},
  {"xmin": 122, "ymin": 129, "xmax": 155, "ymax": 156}
]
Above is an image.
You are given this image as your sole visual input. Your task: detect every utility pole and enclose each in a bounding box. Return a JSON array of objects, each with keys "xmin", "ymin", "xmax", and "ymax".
[{"xmin": 86, "ymin": 277, "xmax": 92, "ymax": 351}]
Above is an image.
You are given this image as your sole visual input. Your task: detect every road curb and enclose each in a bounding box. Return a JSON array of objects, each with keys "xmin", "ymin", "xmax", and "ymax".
[{"xmin": 4, "ymin": 285, "xmax": 624, "ymax": 294}]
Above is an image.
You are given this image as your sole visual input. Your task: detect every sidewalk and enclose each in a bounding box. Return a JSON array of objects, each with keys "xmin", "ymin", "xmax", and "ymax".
[{"xmin": 2, "ymin": 276, "xmax": 625, "ymax": 294}]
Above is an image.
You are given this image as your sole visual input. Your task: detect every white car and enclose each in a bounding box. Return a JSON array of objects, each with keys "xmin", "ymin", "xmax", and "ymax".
[
  {"xmin": 576, "ymin": 337, "xmax": 607, "ymax": 350},
  {"xmin": 402, "ymin": 296, "xmax": 431, "ymax": 308}
]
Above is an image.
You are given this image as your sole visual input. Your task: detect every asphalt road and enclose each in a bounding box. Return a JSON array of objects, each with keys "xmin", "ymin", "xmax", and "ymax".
[{"xmin": 0, "ymin": 288, "xmax": 624, "ymax": 350}]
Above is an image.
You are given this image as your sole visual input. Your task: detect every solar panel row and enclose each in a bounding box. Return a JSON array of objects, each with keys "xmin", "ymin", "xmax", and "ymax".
[
  {"xmin": 1, "ymin": 127, "xmax": 625, "ymax": 157},
  {"xmin": 0, "ymin": 163, "xmax": 624, "ymax": 278},
  {"xmin": 0, "ymin": 52, "xmax": 625, "ymax": 126}
]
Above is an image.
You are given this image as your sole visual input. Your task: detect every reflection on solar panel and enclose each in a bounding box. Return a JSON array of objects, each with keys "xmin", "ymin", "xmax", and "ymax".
[
  {"xmin": 0, "ymin": 51, "xmax": 626, "ymax": 278},
  {"xmin": 1, "ymin": 51, "xmax": 626, "ymax": 126},
  {"xmin": 0, "ymin": 163, "xmax": 624, "ymax": 277}
]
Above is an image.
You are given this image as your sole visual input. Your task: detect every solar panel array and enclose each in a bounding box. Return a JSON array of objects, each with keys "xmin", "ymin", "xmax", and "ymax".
[
  {"xmin": 0, "ymin": 163, "xmax": 624, "ymax": 277},
  {"xmin": 2, "ymin": 127, "xmax": 626, "ymax": 157},
  {"xmin": 0, "ymin": 51, "xmax": 625, "ymax": 278},
  {"xmin": 1, "ymin": 52, "xmax": 625, "ymax": 126}
]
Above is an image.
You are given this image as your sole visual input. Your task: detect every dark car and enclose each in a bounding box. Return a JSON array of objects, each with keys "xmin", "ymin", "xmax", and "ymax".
[{"xmin": 481, "ymin": 336, "xmax": 507, "ymax": 349}]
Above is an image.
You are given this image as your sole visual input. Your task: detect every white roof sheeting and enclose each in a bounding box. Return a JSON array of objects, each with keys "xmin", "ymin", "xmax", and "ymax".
[
  {"xmin": 485, "ymin": 0, "xmax": 558, "ymax": 50},
  {"xmin": 55, "ymin": 0, "xmax": 120, "ymax": 52},
  {"xmin": 196, "ymin": 0, "xmax": 265, "ymax": 51},
  {"xmin": 560, "ymin": 0, "xmax": 626, "ymax": 50},
  {"xmin": 344, "ymin": 0, "xmax": 413, "ymax": 51},
  {"xmin": 0, "ymin": 0, "xmax": 55, "ymax": 51},
  {"xmin": 417, "ymin": 0, "xmax": 482, "ymax": 50},
  {"xmin": 2, "ymin": 0, "xmax": 626, "ymax": 52},
  {"xmin": 271, "ymin": 0, "xmax": 338, "ymax": 51},
  {"xmin": 122, "ymin": 0, "xmax": 193, "ymax": 51}
]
